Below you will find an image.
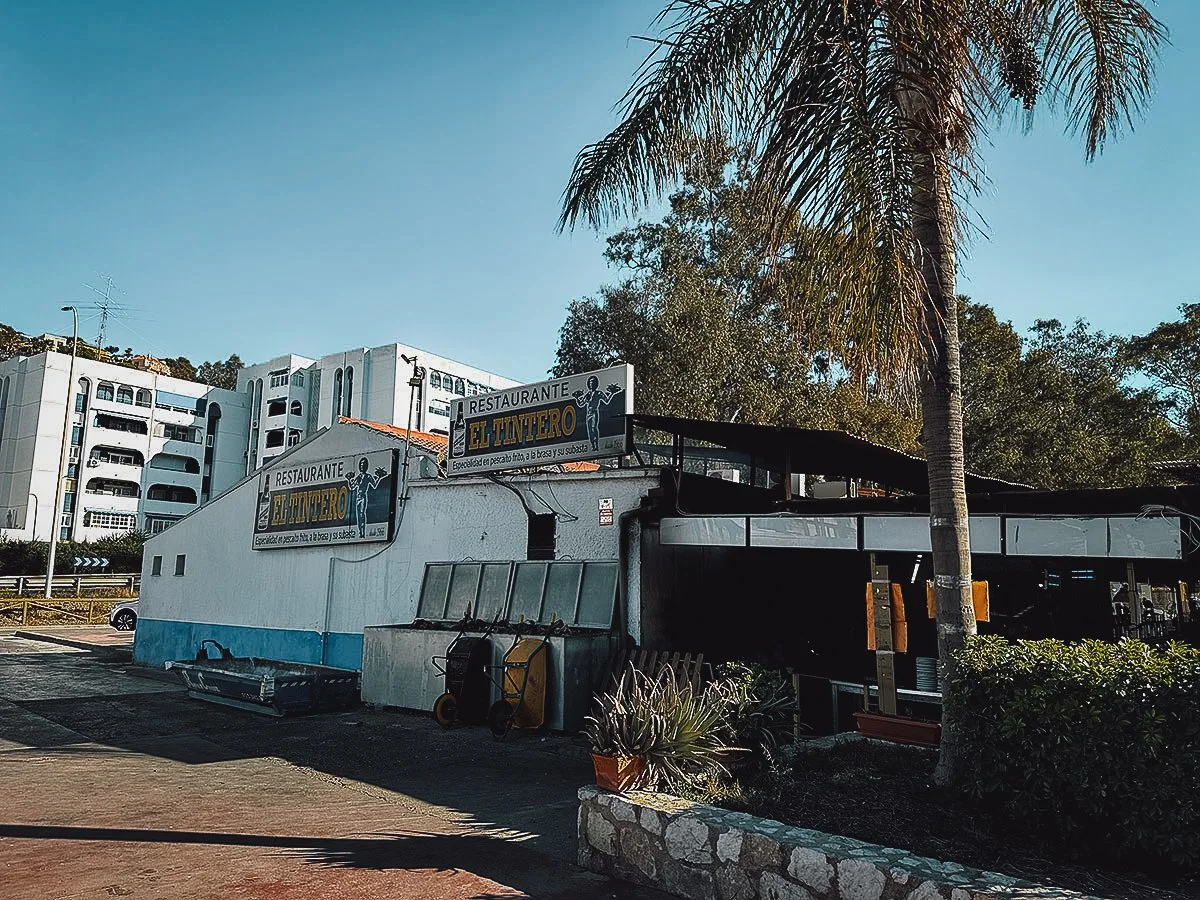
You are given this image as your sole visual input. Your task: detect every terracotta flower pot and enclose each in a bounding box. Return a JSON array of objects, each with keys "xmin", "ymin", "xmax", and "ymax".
[
  {"xmin": 854, "ymin": 711, "xmax": 942, "ymax": 747},
  {"xmin": 592, "ymin": 754, "xmax": 645, "ymax": 792}
]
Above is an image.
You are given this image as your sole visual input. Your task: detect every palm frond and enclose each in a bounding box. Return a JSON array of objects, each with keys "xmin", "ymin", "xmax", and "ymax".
[
  {"xmin": 1039, "ymin": 0, "xmax": 1166, "ymax": 159},
  {"xmin": 559, "ymin": 0, "xmax": 788, "ymax": 231}
]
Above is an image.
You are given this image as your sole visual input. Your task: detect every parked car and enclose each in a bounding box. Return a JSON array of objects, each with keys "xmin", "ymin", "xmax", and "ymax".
[{"xmin": 109, "ymin": 599, "xmax": 139, "ymax": 631}]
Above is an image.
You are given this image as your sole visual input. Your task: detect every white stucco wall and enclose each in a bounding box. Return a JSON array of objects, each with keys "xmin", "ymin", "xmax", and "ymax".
[{"xmin": 138, "ymin": 422, "xmax": 658, "ymax": 653}]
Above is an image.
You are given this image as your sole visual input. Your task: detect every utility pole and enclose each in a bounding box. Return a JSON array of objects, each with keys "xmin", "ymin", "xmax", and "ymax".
[{"xmin": 45, "ymin": 306, "xmax": 79, "ymax": 599}]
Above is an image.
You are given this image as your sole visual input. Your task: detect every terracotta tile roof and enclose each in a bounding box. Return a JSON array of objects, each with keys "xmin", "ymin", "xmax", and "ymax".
[{"xmin": 338, "ymin": 417, "xmax": 600, "ymax": 472}]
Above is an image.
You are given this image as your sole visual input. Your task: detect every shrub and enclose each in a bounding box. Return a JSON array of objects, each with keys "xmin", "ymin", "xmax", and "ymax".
[
  {"xmin": 0, "ymin": 532, "xmax": 146, "ymax": 576},
  {"xmin": 950, "ymin": 635, "xmax": 1200, "ymax": 866},
  {"xmin": 713, "ymin": 661, "xmax": 796, "ymax": 764}
]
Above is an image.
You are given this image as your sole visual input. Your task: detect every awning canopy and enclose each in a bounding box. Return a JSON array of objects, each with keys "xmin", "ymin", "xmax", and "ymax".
[{"xmin": 629, "ymin": 414, "xmax": 1028, "ymax": 495}]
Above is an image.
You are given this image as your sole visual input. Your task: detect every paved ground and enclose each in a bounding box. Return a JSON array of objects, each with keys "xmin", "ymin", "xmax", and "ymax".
[
  {"xmin": 12, "ymin": 625, "xmax": 135, "ymax": 652},
  {"xmin": 0, "ymin": 633, "xmax": 665, "ymax": 899}
]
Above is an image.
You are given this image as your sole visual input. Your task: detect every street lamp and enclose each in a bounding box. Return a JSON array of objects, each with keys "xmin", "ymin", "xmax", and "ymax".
[{"xmin": 45, "ymin": 306, "xmax": 78, "ymax": 599}]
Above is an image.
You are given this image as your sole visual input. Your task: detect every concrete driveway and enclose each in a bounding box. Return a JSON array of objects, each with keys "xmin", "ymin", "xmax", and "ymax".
[{"xmin": 0, "ymin": 634, "xmax": 664, "ymax": 899}]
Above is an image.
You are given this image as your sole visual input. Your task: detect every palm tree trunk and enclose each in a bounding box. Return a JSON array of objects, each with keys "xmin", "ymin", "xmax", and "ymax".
[{"xmin": 912, "ymin": 148, "xmax": 976, "ymax": 788}]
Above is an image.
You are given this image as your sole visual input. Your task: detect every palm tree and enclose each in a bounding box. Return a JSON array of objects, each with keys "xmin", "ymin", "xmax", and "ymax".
[{"xmin": 560, "ymin": 0, "xmax": 1164, "ymax": 785}]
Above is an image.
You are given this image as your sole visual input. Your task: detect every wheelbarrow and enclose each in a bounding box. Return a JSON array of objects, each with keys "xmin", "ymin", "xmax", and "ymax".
[
  {"xmin": 485, "ymin": 622, "xmax": 555, "ymax": 740},
  {"xmin": 431, "ymin": 612, "xmax": 502, "ymax": 728}
]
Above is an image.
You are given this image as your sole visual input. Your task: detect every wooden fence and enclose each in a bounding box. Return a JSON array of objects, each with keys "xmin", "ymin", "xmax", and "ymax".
[{"xmin": 0, "ymin": 597, "xmax": 125, "ymax": 626}]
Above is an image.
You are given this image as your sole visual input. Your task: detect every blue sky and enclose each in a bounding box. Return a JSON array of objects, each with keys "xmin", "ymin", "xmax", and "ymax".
[{"xmin": 2, "ymin": 1, "xmax": 1196, "ymax": 383}]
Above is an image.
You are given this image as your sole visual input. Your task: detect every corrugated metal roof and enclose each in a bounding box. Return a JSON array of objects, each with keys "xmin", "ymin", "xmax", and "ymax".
[{"xmin": 630, "ymin": 414, "xmax": 1028, "ymax": 494}]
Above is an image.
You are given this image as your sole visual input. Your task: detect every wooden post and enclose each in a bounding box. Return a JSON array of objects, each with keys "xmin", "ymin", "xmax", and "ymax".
[
  {"xmin": 1127, "ymin": 563, "xmax": 1140, "ymax": 627},
  {"xmin": 870, "ymin": 554, "xmax": 898, "ymax": 716},
  {"xmin": 783, "ymin": 451, "xmax": 793, "ymax": 501},
  {"xmin": 21, "ymin": 599, "xmax": 29, "ymax": 625},
  {"xmin": 791, "ymin": 670, "xmax": 801, "ymax": 742}
]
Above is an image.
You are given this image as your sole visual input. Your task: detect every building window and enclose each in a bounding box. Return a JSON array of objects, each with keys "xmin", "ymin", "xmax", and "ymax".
[
  {"xmin": 332, "ymin": 368, "xmax": 343, "ymax": 419},
  {"xmin": 290, "ymin": 400, "xmax": 302, "ymax": 417},
  {"xmin": 70, "ymin": 425, "xmax": 83, "ymax": 445},
  {"xmin": 287, "ymin": 429, "xmax": 302, "ymax": 447},
  {"xmin": 265, "ymin": 429, "xmax": 285, "ymax": 449},
  {"xmin": 454, "ymin": 378, "xmax": 465, "ymax": 396},
  {"xmin": 151, "ymin": 555, "xmax": 162, "ymax": 576},
  {"xmin": 148, "ymin": 518, "xmax": 178, "ymax": 535},
  {"xmin": 430, "ymin": 371, "xmax": 443, "ymax": 390},
  {"xmin": 174, "ymin": 554, "xmax": 186, "ymax": 576},
  {"xmin": 269, "ymin": 369, "xmax": 289, "ymax": 388},
  {"xmin": 67, "ymin": 463, "xmax": 78, "ymax": 479},
  {"xmin": 115, "ymin": 386, "xmax": 134, "ymax": 404},
  {"xmin": 162, "ymin": 423, "xmax": 194, "ymax": 442},
  {"xmin": 74, "ymin": 392, "xmax": 86, "ymax": 413},
  {"xmin": 135, "ymin": 389, "xmax": 152, "ymax": 408},
  {"xmin": 291, "ymin": 370, "xmax": 305, "ymax": 387},
  {"xmin": 344, "ymin": 366, "xmax": 354, "ymax": 416},
  {"xmin": 267, "ymin": 398, "xmax": 287, "ymax": 417},
  {"xmin": 428, "ymin": 400, "xmax": 450, "ymax": 418},
  {"xmin": 62, "ymin": 492, "xmax": 74, "ymax": 512},
  {"xmin": 96, "ymin": 382, "xmax": 114, "ymax": 401},
  {"xmin": 84, "ymin": 511, "xmax": 138, "ymax": 530},
  {"xmin": 527, "ymin": 513, "xmax": 557, "ymax": 560}
]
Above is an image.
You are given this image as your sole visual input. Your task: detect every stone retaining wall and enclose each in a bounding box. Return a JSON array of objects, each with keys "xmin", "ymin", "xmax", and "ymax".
[{"xmin": 578, "ymin": 786, "xmax": 1100, "ymax": 900}]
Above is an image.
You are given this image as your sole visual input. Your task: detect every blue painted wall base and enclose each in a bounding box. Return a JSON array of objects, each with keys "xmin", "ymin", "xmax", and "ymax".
[{"xmin": 133, "ymin": 618, "xmax": 364, "ymax": 671}]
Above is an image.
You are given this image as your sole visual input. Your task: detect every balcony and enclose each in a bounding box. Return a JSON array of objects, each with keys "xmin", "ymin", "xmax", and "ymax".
[
  {"xmin": 145, "ymin": 484, "xmax": 198, "ymax": 505},
  {"xmin": 160, "ymin": 438, "xmax": 205, "ymax": 458},
  {"xmin": 144, "ymin": 468, "xmax": 201, "ymax": 488},
  {"xmin": 90, "ymin": 395, "xmax": 152, "ymax": 420},
  {"xmin": 93, "ymin": 412, "xmax": 150, "ymax": 436}
]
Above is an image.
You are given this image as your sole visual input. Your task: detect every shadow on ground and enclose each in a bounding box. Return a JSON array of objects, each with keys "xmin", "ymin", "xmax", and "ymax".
[{"xmin": 0, "ymin": 823, "xmax": 618, "ymax": 900}]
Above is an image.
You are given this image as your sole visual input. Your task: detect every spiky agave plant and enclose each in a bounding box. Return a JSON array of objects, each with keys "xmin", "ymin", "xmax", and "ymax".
[{"xmin": 585, "ymin": 665, "xmax": 743, "ymax": 791}]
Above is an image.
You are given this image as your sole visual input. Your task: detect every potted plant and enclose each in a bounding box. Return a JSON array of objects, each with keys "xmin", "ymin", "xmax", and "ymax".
[
  {"xmin": 585, "ymin": 665, "xmax": 743, "ymax": 792},
  {"xmin": 584, "ymin": 669, "xmax": 654, "ymax": 791},
  {"xmin": 853, "ymin": 711, "xmax": 941, "ymax": 747}
]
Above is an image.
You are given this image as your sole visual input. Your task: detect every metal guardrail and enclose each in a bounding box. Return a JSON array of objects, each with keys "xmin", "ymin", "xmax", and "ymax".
[{"xmin": 0, "ymin": 573, "xmax": 140, "ymax": 595}]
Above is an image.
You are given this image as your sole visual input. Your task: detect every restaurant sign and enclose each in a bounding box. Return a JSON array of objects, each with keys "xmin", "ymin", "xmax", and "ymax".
[
  {"xmin": 446, "ymin": 364, "xmax": 633, "ymax": 476},
  {"xmin": 252, "ymin": 449, "xmax": 397, "ymax": 550}
]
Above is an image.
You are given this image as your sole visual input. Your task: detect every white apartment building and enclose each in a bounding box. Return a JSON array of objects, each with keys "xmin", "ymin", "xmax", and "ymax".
[
  {"xmin": 0, "ymin": 342, "xmax": 519, "ymax": 542},
  {"xmin": 238, "ymin": 343, "xmax": 519, "ymax": 472},
  {"xmin": 0, "ymin": 352, "xmax": 249, "ymax": 542}
]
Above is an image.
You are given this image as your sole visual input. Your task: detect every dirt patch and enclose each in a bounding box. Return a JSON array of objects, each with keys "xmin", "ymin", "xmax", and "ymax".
[{"xmin": 725, "ymin": 740, "xmax": 1199, "ymax": 900}]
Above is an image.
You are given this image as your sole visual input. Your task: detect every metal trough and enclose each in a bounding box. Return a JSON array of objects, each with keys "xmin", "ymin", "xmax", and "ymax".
[{"xmin": 166, "ymin": 641, "xmax": 360, "ymax": 716}]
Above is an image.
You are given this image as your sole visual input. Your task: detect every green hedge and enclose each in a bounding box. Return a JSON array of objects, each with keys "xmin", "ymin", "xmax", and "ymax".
[
  {"xmin": 951, "ymin": 636, "xmax": 1200, "ymax": 866},
  {"xmin": 0, "ymin": 532, "xmax": 146, "ymax": 576}
]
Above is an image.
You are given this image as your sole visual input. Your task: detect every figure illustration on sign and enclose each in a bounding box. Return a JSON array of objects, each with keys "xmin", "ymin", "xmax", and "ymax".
[
  {"xmin": 345, "ymin": 457, "xmax": 390, "ymax": 537},
  {"xmin": 255, "ymin": 474, "xmax": 273, "ymax": 532},
  {"xmin": 571, "ymin": 376, "xmax": 624, "ymax": 452}
]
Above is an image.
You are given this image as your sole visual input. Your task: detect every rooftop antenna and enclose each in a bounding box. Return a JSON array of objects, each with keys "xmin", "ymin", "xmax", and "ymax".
[{"xmin": 83, "ymin": 274, "xmax": 125, "ymax": 349}]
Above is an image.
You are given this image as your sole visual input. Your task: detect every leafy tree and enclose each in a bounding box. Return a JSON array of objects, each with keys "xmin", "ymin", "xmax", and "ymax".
[
  {"xmin": 553, "ymin": 157, "xmax": 919, "ymax": 448},
  {"xmin": 960, "ymin": 301, "xmax": 1183, "ymax": 488},
  {"xmin": 559, "ymin": 0, "xmax": 1164, "ymax": 784},
  {"xmin": 196, "ymin": 353, "xmax": 244, "ymax": 390},
  {"xmin": 0, "ymin": 323, "xmax": 50, "ymax": 362},
  {"xmin": 162, "ymin": 356, "xmax": 198, "ymax": 381},
  {"xmin": 1126, "ymin": 303, "xmax": 1200, "ymax": 445}
]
